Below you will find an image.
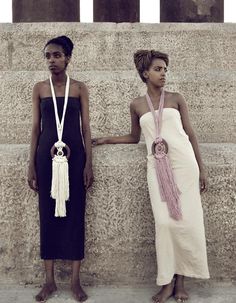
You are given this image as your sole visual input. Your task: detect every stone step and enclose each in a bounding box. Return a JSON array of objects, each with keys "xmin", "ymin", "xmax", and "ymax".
[
  {"xmin": 0, "ymin": 71, "xmax": 235, "ymax": 144},
  {"xmin": 0, "ymin": 283, "xmax": 236, "ymax": 303},
  {"xmin": 1, "ymin": 283, "xmax": 236, "ymax": 303},
  {"xmin": 0, "ymin": 143, "xmax": 235, "ymax": 284},
  {"xmin": 0, "ymin": 23, "xmax": 235, "ymax": 72}
]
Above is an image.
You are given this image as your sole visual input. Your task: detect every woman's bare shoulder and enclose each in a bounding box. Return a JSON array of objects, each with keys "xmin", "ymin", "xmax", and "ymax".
[
  {"xmin": 33, "ymin": 80, "xmax": 49, "ymax": 93},
  {"xmin": 130, "ymin": 95, "xmax": 146, "ymax": 108},
  {"xmin": 165, "ymin": 91, "xmax": 185, "ymax": 102},
  {"xmin": 35, "ymin": 79, "xmax": 49, "ymax": 87},
  {"xmin": 70, "ymin": 79, "xmax": 88, "ymax": 95},
  {"xmin": 70, "ymin": 79, "xmax": 87, "ymax": 88},
  {"xmin": 164, "ymin": 91, "xmax": 186, "ymax": 109}
]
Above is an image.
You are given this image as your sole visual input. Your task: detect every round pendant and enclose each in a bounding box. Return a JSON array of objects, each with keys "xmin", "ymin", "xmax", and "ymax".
[
  {"xmin": 152, "ymin": 138, "xmax": 168, "ymax": 159},
  {"xmin": 50, "ymin": 143, "xmax": 71, "ymax": 159}
]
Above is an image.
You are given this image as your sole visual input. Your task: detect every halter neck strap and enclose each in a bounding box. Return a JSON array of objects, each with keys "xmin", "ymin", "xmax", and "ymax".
[
  {"xmin": 49, "ymin": 74, "xmax": 70, "ymax": 143},
  {"xmin": 145, "ymin": 89, "xmax": 165, "ymax": 139}
]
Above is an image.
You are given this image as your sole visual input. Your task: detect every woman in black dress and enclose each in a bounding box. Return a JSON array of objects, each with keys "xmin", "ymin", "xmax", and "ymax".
[{"xmin": 28, "ymin": 36, "xmax": 93, "ymax": 302}]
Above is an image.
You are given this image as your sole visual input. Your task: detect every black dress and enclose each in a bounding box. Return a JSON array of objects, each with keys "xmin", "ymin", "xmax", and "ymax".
[{"xmin": 36, "ymin": 97, "xmax": 86, "ymax": 260}]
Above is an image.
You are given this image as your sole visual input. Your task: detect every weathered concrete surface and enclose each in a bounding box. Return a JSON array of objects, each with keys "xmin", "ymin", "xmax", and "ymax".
[
  {"xmin": 0, "ymin": 70, "xmax": 235, "ymax": 144},
  {"xmin": 0, "ymin": 23, "xmax": 235, "ymax": 144},
  {"xmin": 0, "ymin": 143, "xmax": 235, "ymax": 284},
  {"xmin": 0, "ymin": 282, "xmax": 236, "ymax": 303},
  {"xmin": 0, "ymin": 23, "xmax": 235, "ymax": 71}
]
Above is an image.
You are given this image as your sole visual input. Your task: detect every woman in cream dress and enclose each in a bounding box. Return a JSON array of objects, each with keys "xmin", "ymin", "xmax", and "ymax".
[{"xmin": 93, "ymin": 50, "xmax": 209, "ymax": 303}]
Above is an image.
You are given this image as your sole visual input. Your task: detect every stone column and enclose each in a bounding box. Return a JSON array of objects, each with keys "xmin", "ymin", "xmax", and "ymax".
[
  {"xmin": 93, "ymin": 0, "xmax": 139, "ymax": 22},
  {"xmin": 160, "ymin": 0, "xmax": 224, "ymax": 22},
  {"xmin": 13, "ymin": 0, "xmax": 80, "ymax": 22}
]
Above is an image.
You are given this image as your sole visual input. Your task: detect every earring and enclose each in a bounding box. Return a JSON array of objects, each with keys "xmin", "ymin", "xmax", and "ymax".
[{"xmin": 143, "ymin": 72, "xmax": 148, "ymax": 80}]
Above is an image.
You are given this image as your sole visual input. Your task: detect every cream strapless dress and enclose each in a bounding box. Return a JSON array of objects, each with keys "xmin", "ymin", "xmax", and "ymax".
[{"xmin": 140, "ymin": 108, "xmax": 210, "ymax": 285}]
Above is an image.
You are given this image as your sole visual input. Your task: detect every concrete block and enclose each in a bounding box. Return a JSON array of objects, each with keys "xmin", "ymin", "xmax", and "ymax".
[
  {"xmin": 0, "ymin": 23, "xmax": 235, "ymax": 72},
  {"xmin": 0, "ymin": 71, "xmax": 235, "ymax": 144}
]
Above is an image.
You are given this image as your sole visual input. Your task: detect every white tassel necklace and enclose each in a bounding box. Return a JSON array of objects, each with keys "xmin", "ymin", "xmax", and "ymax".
[{"xmin": 49, "ymin": 74, "xmax": 71, "ymax": 217}]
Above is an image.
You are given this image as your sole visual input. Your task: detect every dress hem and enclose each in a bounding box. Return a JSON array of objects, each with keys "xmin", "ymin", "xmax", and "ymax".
[
  {"xmin": 41, "ymin": 256, "xmax": 84, "ymax": 261},
  {"xmin": 157, "ymin": 273, "xmax": 210, "ymax": 286}
]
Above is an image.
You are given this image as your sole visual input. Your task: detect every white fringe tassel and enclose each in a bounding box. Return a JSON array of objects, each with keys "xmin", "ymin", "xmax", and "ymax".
[{"xmin": 51, "ymin": 155, "xmax": 69, "ymax": 217}]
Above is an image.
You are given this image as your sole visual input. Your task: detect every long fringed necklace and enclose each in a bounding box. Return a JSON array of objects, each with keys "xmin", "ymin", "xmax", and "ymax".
[
  {"xmin": 146, "ymin": 90, "xmax": 182, "ymax": 220},
  {"xmin": 49, "ymin": 74, "xmax": 71, "ymax": 217}
]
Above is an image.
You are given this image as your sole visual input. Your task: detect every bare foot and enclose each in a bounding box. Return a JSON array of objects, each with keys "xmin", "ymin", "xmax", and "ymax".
[
  {"xmin": 174, "ymin": 276, "xmax": 189, "ymax": 302},
  {"xmin": 35, "ymin": 282, "xmax": 57, "ymax": 302},
  {"xmin": 71, "ymin": 281, "xmax": 88, "ymax": 302},
  {"xmin": 152, "ymin": 282, "xmax": 174, "ymax": 303}
]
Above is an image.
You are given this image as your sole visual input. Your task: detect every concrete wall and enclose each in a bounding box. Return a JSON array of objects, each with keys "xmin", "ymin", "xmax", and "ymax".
[
  {"xmin": 0, "ymin": 23, "xmax": 235, "ymax": 285},
  {"xmin": 0, "ymin": 23, "xmax": 235, "ymax": 144}
]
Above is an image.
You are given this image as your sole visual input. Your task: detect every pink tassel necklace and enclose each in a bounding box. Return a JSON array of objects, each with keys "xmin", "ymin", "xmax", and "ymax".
[{"xmin": 146, "ymin": 89, "xmax": 182, "ymax": 220}]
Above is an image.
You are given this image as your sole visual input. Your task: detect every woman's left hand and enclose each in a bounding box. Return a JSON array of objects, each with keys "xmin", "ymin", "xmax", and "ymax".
[
  {"xmin": 83, "ymin": 164, "xmax": 94, "ymax": 189},
  {"xmin": 199, "ymin": 170, "xmax": 208, "ymax": 194}
]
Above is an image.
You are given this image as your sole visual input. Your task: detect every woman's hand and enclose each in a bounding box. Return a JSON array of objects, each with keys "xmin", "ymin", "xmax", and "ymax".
[
  {"xmin": 91, "ymin": 138, "xmax": 107, "ymax": 146},
  {"xmin": 199, "ymin": 170, "xmax": 208, "ymax": 194},
  {"xmin": 83, "ymin": 163, "xmax": 94, "ymax": 189},
  {"xmin": 27, "ymin": 166, "xmax": 38, "ymax": 192}
]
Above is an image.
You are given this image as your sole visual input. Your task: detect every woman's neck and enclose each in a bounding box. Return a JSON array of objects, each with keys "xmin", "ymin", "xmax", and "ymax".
[
  {"xmin": 51, "ymin": 72, "xmax": 67, "ymax": 86},
  {"xmin": 147, "ymin": 84, "xmax": 163, "ymax": 99}
]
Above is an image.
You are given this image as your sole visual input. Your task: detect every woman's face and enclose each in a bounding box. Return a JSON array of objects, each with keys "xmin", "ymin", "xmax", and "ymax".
[
  {"xmin": 145, "ymin": 58, "xmax": 167, "ymax": 87},
  {"xmin": 44, "ymin": 43, "xmax": 70, "ymax": 74}
]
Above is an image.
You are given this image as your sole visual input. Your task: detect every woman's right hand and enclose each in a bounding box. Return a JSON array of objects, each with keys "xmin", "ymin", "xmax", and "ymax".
[
  {"xmin": 27, "ymin": 166, "xmax": 38, "ymax": 192},
  {"xmin": 91, "ymin": 138, "xmax": 107, "ymax": 146}
]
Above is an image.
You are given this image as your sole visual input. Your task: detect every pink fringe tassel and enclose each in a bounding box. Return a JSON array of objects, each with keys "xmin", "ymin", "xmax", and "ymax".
[
  {"xmin": 155, "ymin": 155, "xmax": 182, "ymax": 220},
  {"xmin": 146, "ymin": 91, "xmax": 182, "ymax": 221}
]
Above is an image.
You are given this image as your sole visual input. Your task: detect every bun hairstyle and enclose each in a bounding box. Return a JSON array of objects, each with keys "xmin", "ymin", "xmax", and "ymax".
[
  {"xmin": 44, "ymin": 35, "xmax": 74, "ymax": 57},
  {"xmin": 133, "ymin": 50, "xmax": 169, "ymax": 83}
]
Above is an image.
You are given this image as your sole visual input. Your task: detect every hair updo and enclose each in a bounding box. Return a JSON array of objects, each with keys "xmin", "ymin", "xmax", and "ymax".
[
  {"xmin": 44, "ymin": 35, "xmax": 74, "ymax": 57},
  {"xmin": 133, "ymin": 50, "xmax": 169, "ymax": 83}
]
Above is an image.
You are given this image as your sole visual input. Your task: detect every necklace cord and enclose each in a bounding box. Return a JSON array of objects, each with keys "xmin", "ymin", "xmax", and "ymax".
[
  {"xmin": 49, "ymin": 75, "xmax": 70, "ymax": 143},
  {"xmin": 146, "ymin": 89, "xmax": 165, "ymax": 140}
]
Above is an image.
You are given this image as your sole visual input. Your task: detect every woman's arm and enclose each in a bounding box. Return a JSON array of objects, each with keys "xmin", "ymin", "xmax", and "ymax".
[
  {"xmin": 28, "ymin": 83, "xmax": 41, "ymax": 192},
  {"xmin": 94, "ymin": 100, "xmax": 141, "ymax": 144},
  {"xmin": 79, "ymin": 82, "xmax": 94, "ymax": 189},
  {"xmin": 177, "ymin": 93, "xmax": 208, "ymax": 193}
]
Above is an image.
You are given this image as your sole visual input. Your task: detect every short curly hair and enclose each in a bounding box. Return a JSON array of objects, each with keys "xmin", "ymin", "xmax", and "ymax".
[{"xmin": 133, "ymin": 50, "xmax": 169, "ymax": 83}]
